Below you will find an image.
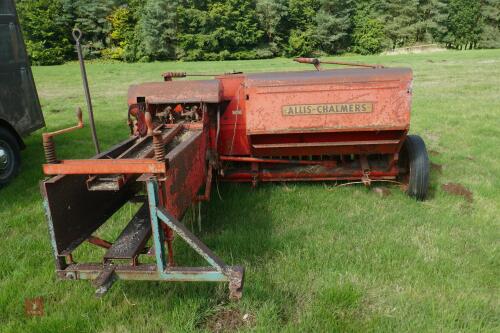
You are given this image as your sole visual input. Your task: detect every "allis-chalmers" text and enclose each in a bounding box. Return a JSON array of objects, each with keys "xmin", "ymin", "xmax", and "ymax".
[{"xmin": 282, "ymin": 103, "xmax": 373, "ymax": 116}]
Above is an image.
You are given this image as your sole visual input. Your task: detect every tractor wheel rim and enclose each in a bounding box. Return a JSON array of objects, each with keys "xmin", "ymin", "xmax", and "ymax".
[{"xmin": 0, "ymin": 141, "xmax": 12, "ymax": 179}]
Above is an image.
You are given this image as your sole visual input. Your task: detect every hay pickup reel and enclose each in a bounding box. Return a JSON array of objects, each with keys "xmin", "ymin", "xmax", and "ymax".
[{"xmin": 40, "ymin": 56, "xmax": 429, "ymax": 299}]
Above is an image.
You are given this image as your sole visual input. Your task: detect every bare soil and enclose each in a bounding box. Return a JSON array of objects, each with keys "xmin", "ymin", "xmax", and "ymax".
[
  {"xmin": 372, "ymin": 187, "xmax": 391, "ymax": 197},
  {"xmin": 431, "ymin": 162, "xmax": 443, "ymax": 173},
  {"xmin": 205, "ymin": 308, "xmax": 254, "ymax": 333},
  {"xmin": 442, "ymin": 183, "xmax": 473, "ymax": 203}
]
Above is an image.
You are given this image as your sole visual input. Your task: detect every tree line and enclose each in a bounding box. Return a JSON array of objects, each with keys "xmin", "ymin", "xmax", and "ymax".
[{"xmin": 16, "ymin": 0, "xmax": 500, "ymax": 65}]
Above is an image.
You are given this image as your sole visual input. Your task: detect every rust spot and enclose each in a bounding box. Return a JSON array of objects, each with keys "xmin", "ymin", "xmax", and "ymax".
[
  {"xmin": 205, "ymin": 308, "xmax": 254, "ymax": 333},
  {"xmin": 372, "ymin": 187, "xmax": 391, "ymax": 197},
  {"xmin": 442, "ymin": 183, "xmax": 473, "ymax": 203},
  {"xmin": 430, "ymin": 162, "xmax": 443, "ymax": 173}
]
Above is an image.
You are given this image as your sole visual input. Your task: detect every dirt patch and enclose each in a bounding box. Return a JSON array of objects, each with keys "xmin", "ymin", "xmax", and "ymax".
[
  {"xmin": 205, "ymin": 308, "xmax": 254, "ymax": 333},
  {"xmin": 442, "ymin": 183, "xmax": 473, "ymax": 203},
  {"xmin": 430, "ymin": 162, "xmax": 443, "ymax": 174},
  {"xmin": 424, "ymin": 132, "xmax": 440, "ymax": 145},
  {"xmin": 372, "ymin": 187, "xmax": 391, "ymax": 197},
  {"xmin": 429, "ymin": 150, "xmax": 440, "ymax": 156}
]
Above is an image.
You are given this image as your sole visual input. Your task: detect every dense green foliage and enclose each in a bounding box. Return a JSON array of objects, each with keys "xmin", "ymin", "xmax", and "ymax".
[
  {"xmin": 16, "ymin": 0, "xmax": 72, "ymax": 65},
  {"xmin": 15, "ymin": 0, "xmax": 500, "ymax": 65}
]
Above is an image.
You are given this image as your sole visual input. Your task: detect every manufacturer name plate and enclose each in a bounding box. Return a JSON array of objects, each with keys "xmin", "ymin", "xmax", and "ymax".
[{"xmin": 282, "ymin": 103, "xmax": 373, "ymax": 116}]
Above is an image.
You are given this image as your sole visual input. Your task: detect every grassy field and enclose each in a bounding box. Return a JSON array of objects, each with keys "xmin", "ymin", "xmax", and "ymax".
[{"xmin": 0, "ymin": 50, "xmax": 499, "ymax": 332}]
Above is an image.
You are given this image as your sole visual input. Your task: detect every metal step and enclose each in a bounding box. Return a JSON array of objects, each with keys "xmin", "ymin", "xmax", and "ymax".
[{"xmin": 104, "ymin": 204, "xmax": 151, "ymax": 261}]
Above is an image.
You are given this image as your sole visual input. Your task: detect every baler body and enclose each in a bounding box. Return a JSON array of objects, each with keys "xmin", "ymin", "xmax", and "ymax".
[
  {"xmin": 214, "ymin": 68, "xmax": 413, "ymax": 183},
  {"xmin": 219, "ymin": 68, "xmax": 411, "ymax": 154},
  {"xmin": 40, "ymin": 64, "xmax": 427, "ymax": 299}
]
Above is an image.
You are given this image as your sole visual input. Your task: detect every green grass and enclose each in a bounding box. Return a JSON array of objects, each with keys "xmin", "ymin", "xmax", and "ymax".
[{"xmin": 1, "ymin": 50, "xmax": 499, "ymax": 332}]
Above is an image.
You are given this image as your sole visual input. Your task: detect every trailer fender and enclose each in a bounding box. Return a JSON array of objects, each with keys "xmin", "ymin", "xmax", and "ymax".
[{"xmin": 0, "ymin": 119, "xmax": 25, "ymax": 149}]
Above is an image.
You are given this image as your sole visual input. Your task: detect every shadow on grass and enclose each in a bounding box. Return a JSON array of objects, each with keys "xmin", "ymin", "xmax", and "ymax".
[
  {"xmin": 3, "ymin": 123, "xmax": 448, "ymax": 328},
  {"xmin": 109, "ymin": 182, "xmax": 303, "ymax": 324},
  {"xmin": 1, "ymin": 123, "xmax": 293, "ymax": 305}
]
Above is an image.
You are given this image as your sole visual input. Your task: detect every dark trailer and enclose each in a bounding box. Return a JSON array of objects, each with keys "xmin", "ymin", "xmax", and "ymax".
[{"xmin": 0, "ymin": 0, "xmax": 44, "ymax": 186}]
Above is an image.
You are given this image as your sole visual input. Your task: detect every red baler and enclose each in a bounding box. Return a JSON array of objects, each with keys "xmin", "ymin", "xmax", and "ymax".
[{"xmin": 41, "ymin": 59, "xmax": 429, "ymax": 298}]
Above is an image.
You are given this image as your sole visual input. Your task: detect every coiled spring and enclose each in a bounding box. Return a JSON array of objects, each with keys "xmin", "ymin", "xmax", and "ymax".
[
  {"xmin": 153, "ymin": 134, "xmax": 165, "ymax": 162},
  {"xmin": 43, "ymin": 136, "xmax": 58, "ymax": 164}
]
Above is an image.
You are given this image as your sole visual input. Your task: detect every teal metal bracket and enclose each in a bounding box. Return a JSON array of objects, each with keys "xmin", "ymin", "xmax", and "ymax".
[
  {"xmin": 47, "ymin": 176, "xmax": 243, "ymax": 299},
  {"xmin": 146, "ymin": 177, "xmax": 244, "ymax": 299}
]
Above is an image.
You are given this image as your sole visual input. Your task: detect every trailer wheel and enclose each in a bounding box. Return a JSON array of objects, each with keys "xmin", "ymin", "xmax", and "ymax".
[
  {"xmin": 399, "ymin": 135, "xmax": 429, "ymax": 200},
  {"xmin": 0, "ymin": 127, "xmax": 21, "ymax": 187}
]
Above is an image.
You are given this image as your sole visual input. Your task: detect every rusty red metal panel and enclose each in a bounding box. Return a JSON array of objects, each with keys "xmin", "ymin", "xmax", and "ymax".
[
  {"xmin": 41, "ymin": 174, "xmax": 139, "ymax": 255},
  {"xmin": 222, "ymin": 168, "xmax": 399, "ymax": 182},
  {"xmin": 216, "ymin": 75, "xmax": 250, "ymax": 155},
  {"xmin": 243, "ymin": 68, "xmax": 412, "ymax": 135},
  {"xmin": 248, "ymin": 129, "xmax": 405, "ymax": 156},
  {"xmin": 128, "ymin": 80, "xmax": 222, "ymax": 105},
  {"xmin": 215, "ymin": 69, "xmax": 412, "ymax": 157},
  {"xmin": 250, "ymin": 140, "xmax": 400, "ymax": 156},
  {"xmin": 162, "ymin": 130, "xmax": 207, "ymax": 220},
  {"xmin": 43, "ymin": 159, "xmax": 167, "ymax": 175}
]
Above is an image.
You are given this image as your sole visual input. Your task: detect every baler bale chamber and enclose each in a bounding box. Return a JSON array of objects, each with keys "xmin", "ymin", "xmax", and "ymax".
[
  {"xmin": 216, "ymin": 65, "xmax": 428, "ymax": 198},
  {"xmin": 40, "ymin": 59, "xmax": 429, "ymax": 298}
]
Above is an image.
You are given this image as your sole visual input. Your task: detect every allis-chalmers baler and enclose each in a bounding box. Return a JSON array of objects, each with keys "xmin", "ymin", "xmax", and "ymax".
[{"xmin": 40, "ymin": 58, "xmax": 429, "ymax": 299}]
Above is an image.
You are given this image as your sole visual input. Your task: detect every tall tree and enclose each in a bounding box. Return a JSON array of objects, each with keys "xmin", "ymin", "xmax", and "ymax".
[
  {"xmin": 352, "ymin": 2, "xmax": 387, "ymax": 54},
  {"xmin": 414, "ymin": 0, "xmax": 443, "ymax": 43},
  {"xmin": 62, "ymin": 0, "xmax": 115, "ymax": 57},
  {"xmin": 430, "ymin": 0, "xmax": 451, "ymax": 46},
  {"xmin": 287, "ymin": 0, "xmax": 320, "ymax": 56},
  {"xmin": 479, "ymin": 0, "xmax": 500, "ymax": 48},
  {"xmin": 102, "ymin": 6, "xmax": 136, "ymax": 60},
  {"xmin": 446, "ymin": 0, "xmax": 483, "ymax": 49},
  {"xmin": 17, "ymin": 0, "xmax": 72, "ymax": 65},
  {"xmin": 376, "ymin": 0, "xmax": 420, "ymax": 49},
  {"xmin": 314, "ymin": 0, "xmax": 356, "ymax": 54},
  {"xmin": 177, "ymin": 0, "xmax": 263, "ymax": 60},
  {"xmin": 256, "ymin": 0, "xmax": 289, "ymax": 54},
  {"xmin": 137, "ymin": 0, "xmax": 178, "ymax": 61}
]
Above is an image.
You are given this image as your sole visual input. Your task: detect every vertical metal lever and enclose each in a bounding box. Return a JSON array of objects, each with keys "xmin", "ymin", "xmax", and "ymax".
[{"xmin": 73, "ymin": 28, "xmax": 100, "ymax": 154}]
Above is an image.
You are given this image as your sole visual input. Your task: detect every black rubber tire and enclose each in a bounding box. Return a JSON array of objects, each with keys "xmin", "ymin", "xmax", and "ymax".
[
  {"xmin": 0, "ymin": 127, "xmax": 21, "ymax": 187},
  {"xmin": 401, "ymin": 135, "xmax": 430, "ymax": 200}
]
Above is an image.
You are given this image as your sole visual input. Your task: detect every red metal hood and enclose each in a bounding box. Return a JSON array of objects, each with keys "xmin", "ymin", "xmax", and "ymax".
[
  {"xmin": 128, "ymin": 80, "xmax": 222, "ymax": 105},
  {"xmin": 243, "ymin": 67, "xmax": 413, "ymax": 135},
  {"xmin": 243, "ymin": 68, "xmax": 412, "ymax": 87}
]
